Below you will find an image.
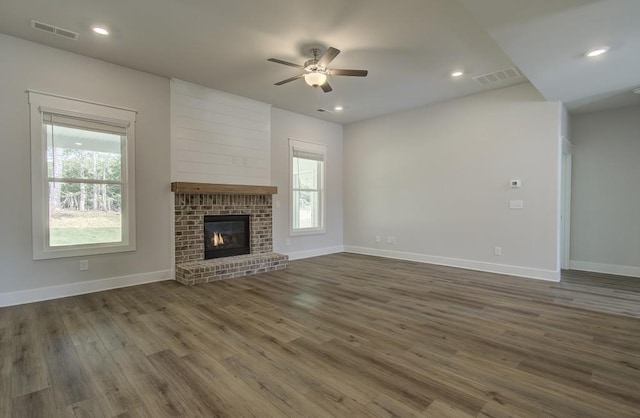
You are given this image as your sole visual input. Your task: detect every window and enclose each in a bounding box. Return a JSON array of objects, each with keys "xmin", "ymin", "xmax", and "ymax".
[
  {"xmin": 290, "ymin": 139, "xmax": 326, "ymax": 235},
  {"xmin": 28, "ymin": 91, "xmax": 136, "ymax": 259}
]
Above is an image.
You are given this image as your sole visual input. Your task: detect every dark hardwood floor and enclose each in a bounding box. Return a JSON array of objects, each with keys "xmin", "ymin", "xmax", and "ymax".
[{"xmin": 2, "ymin": 253, "xmax": 640, "ymax": 417}]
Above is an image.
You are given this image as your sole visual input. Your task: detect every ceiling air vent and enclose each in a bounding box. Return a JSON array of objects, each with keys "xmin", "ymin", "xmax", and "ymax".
[
  {"xmin": 31, "ymin": 20, "xmax": 79, "ymax": 40},
  {"xmin": 473, "ymin": 67, "xmax": 522, "ymax": 86}
]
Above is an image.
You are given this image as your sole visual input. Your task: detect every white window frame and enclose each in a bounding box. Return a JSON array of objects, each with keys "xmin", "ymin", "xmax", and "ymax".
[
  {"xmin": 289, "ymin": 138, "xmax": 326, "ymax": 236},
  {"xmin": 28, "ymin": 91, "xmax": 137, "ymax": 260}
]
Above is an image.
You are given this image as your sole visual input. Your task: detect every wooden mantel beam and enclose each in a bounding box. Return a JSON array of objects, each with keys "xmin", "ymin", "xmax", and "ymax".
[{"xmin": 171, "ymin": 182, "xmax": 278, "ymax": 195}]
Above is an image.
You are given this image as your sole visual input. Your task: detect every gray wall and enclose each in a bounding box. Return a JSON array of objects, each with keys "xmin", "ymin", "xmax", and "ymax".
[
  {"xmin": 0, "ymin": 32, "xmax": 575, "ymax": 301},
  {"xmin": 570, "ymin": 105, "xmax": 640, "ymax": 276},
  {"xmin": 271, "ymin": 108, "xmax": 344, "ymax": 258},
  {"xmin": 343, "ymin": 83, "xmax": 562, "ymax": 280},
  {"xmin": 0, "ymin": 34, "xmax": 172, "ymax": 295},
  {"xmin": 0, "ymin": 34, "xmax": 345, "ymax": 303}
]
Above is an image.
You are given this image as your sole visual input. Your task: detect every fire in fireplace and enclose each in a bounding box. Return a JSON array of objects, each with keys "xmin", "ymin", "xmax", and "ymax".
[{"xmin": 203, "ymin": 215, "xmax": 250, "ymax": 259}]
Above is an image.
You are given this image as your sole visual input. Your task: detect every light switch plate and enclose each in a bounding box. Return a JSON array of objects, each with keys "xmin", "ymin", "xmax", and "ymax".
[{"xmin": 509, "ymin": 200, "xmax": 524, "ymax": 209}]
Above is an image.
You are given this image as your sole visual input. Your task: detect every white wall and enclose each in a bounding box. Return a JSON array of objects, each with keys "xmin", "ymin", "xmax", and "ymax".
[
  {"xmin": 570, "ymin": 105, "xmax": 640, "ymax": 277},
  {"xmin": 343, "ymin": 83, "xmax": 562, "ymax": 281},
  {"xmin": 271, "ymin": 108, "xmax": 344, "ymax": 259},
  {"xmin": 0, "ymin": 34, "xmax": 171, "ymax": 305},
  {"xmin": 171, "ymin": 79, "xmax": 271, "ymax": 185},
  {"xmin": 0, "ymin": 33, "xmax": 568, "ymax": 305},
  {"xmin": 560, "ymin": 104, "xmax": 573, "ymax": 270},
  {"xmin": 561, "ymin": 105, "xmax": 570, "ymax": 141}
]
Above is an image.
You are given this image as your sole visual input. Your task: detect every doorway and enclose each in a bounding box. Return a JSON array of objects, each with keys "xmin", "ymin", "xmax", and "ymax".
[{"xmin": 560, "ymin": 138, "xmax": 573, "ymax": 270}]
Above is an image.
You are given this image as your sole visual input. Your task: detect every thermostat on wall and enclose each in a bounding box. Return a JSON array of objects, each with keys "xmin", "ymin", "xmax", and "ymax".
[{"xmin": 510, "ymin": 179, "xmax": 522, "ymax": 188}]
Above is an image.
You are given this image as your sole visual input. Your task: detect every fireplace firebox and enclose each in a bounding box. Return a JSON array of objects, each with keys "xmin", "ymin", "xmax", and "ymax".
[{"xmin": 203, "ymin": 215, "xmax": 250, "ymax": 259}]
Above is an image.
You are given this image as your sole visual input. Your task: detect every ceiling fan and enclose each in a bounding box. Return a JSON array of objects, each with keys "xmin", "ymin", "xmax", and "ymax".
[{"xmin": 268, "ymin": 47, "xmax": 368, "ymax": 93}]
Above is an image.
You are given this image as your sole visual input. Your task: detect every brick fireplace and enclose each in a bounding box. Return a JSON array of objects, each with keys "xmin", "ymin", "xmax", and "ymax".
[{"xmin": 172, "ymin": 182, "xmax": 288, "ymax": 285}]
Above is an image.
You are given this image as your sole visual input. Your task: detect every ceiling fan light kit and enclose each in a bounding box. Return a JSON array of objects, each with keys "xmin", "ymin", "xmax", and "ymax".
[
  {"xmin": 305, "ymin": 72, "xmax": 327, "ymax": 87},
  {"xmin": 268, "ymin": 46, "xmax": 368, "ymax": 93}
]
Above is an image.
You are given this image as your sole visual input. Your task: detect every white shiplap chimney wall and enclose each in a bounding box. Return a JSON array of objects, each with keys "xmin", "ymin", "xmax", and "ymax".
[{"xmin": 170, "ymin": 79, "xmax": 271, "ymax": 185}]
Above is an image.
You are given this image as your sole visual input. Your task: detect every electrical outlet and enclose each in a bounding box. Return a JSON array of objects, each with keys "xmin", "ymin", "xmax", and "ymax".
[
  {"xmin": 494, "ymin": 247, "xmax": 502, "ymax": 256},
  {"xmin": 375, "ymin": 235, "xmax": 381, "ymax": 243},
  {"xmin": 387, "ymin": 236, "xmax": 397, "ymax": 244},
  {"xmin": 80, "ymin": 260, "xmax": 89, "ymax": 270}
]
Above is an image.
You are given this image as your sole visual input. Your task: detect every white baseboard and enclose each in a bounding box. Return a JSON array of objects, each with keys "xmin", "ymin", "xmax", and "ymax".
[
  {"xmin": 286, "ymin": 245, "xmax": 345, "ymax": 261},
  {"xmin": 569, "ymin": 260, "xmax": 640, "ymax": 278},
  {"xmin": 343, "ymin": 246, "xmax": 560, "ymax": 282},
  {"xmin": 0, "ymin": 270, "xmax": 172, "ymax": 308}
]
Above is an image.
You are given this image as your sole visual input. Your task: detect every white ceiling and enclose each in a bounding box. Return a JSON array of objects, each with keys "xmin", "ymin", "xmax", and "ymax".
[
  {"xmin": 460, "ymin": 0, "xmax": 640, "ymax": 114},
  {"xmin": 0, "ymin": 0, "xmax": 638, "ymax": 123}
]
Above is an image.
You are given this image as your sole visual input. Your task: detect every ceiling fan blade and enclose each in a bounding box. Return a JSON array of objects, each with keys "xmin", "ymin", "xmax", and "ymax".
[
  {"xmin": 330, "ymin": 69, "xmax": 368, "ymax": 77},
  {"xmin": 268, "ymin": 58, "xmax": 304, "ymax": 69},
  {"xmin": 317, "ymin": 47, "xmax": 340, "ymax": 67},
  {"xmin": 274, "ymin": 74, "xmax": 304, "ymax": 85},
  {"xmin": 321, "ymin": 82, "xmax": 333, "ymax": 93}
]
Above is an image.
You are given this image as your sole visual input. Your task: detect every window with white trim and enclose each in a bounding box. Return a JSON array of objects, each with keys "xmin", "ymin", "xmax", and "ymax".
[
  {"xmin": 28, "ymin": 92, "xmax": 136, "ymax": 260},
  {"xmin": 290, "ymin": 139, "xmax": 326, "ymax": 235}
]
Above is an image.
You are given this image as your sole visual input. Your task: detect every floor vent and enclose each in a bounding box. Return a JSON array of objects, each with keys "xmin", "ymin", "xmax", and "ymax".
[
  {"xmin": 31, "ymin": 20, "xmax": 79, "ymax": 40},
  {"xmin": 473, "ymin": 67, "xmax": 523, "ymax": 86}
]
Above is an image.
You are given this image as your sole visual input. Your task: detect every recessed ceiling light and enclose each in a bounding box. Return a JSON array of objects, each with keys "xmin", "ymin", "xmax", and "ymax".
[
  {"xmin": 92, "ymin": 26, "xmax": 109, "ymax": 36},
  {"xmin": 451, "ymin": 70, "xmax": 464, "ymax": 77},
  {"xmin": 585, "ymin": 47, "xmax": 609, "ymax": 58},
  {"xmin": 75, "ymin": 142, "xmax": 83, "ymax": 146},
  {"xmin": 334, "ymin": 106, "xmax": 343, "ymax": 111}
]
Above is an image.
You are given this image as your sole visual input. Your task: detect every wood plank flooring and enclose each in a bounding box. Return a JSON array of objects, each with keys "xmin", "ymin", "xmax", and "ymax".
[{"xmin": 2, "ymin": 253, "xmax": 640, "ymax": 417}]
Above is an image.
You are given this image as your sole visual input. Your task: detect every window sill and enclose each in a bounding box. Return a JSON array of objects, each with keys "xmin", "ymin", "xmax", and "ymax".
[
  {"xmin": 33, "ymin": 242, "xmax": 136, "ymax": 260},
  {"xmin": 290, "ymin": 228, "xmax": 326, "ymax": 237}
]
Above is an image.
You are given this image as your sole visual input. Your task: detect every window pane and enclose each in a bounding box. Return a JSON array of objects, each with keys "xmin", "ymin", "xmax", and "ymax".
[
  {"xmin": 293, "ymin": 157, "xmax": 319, "ymax": 189},
  {"xmin": 293, "ymin": 190, "xmax": 320, "ymax": 229},
  {"xmin": 46, "ymin": 124, "xmax": 122, "ymax": 181},
  {"xmin": 48, "ymin": 182, "xmax": 122, "ymax": 247}
]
